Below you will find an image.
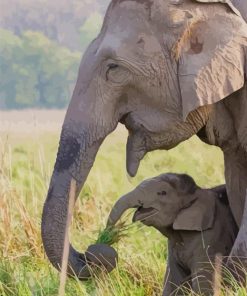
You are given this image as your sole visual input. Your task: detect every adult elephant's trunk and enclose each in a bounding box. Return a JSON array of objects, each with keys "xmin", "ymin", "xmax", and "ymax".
[
  {"xmin": 41, "ymin": 35, "xmax": 121, "ymax": 278},
  {"xmin": 41, "ymin": 127, "xmax": 107, "ymax": 279}
]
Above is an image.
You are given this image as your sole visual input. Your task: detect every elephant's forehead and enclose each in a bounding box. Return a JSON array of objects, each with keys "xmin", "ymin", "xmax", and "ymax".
[
  {"xmin": 97, "ymin": 31, "xmax": 161, "ymax": 59},
  {"xmin": 108, "ymin": 0, "xmax": 154, "ymax": 25},
  {"xmin": 98, "ymin": 8, "xmax": 162, "ymax": 61},
  {"xmin": 109, "ymin": 0, "xmax": 175, "ymax": 23},
  {"xmin": 106, "ymin": 0, "xmax": 167, "ymax": 36},
  {"xmin": 111, "ymin": 0, "xmax": 154, "ymax": 11}
]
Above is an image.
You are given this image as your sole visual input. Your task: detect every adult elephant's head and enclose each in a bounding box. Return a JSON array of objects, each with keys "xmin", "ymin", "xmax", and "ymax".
[{"xmin": 42, "ymin": 0, "xmax": 247, "ymax": 279}]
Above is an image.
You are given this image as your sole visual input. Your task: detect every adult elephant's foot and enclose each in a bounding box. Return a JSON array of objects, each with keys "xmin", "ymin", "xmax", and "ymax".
[{"xmin": 227, "ymin": 192, "xmax": 247, "ymax": 284}]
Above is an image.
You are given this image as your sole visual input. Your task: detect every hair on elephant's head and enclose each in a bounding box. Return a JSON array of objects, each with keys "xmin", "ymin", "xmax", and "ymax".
[
  {"xmin": 42, "ymin": 0, "xmax": 247, "ymax": 279},
  {"xmin": 107, "ymin": 173, "xmax": 216, "ymax": 233}
]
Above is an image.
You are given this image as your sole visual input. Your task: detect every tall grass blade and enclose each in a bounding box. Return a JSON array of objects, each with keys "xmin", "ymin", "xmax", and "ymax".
[{"xmin": 58, "ymin": 179, "xmax": 76, "ymax": 296}]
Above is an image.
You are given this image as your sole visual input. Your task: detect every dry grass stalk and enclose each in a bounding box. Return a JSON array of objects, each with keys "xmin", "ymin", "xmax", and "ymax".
[
  {"xmin": 213, "ymin": 254, "xmax": 223, "ymax": 296},
  {"xmin": 18, "ymin": 199, "xmax": 40, "ymax": 255},
  {"xmin": 58, "ymin": 179, "xmax": 76, "ymax": 296}
]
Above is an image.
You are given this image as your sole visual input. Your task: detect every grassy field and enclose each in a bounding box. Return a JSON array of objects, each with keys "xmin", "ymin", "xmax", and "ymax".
[{"xmin": 0, "ymin": 110, "xmax": 246, "ymax": 295}]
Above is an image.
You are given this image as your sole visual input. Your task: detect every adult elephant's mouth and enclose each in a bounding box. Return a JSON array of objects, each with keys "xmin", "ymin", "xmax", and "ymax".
[
  {"xmin": 132, "ymin": 206, "xmax": 158, "ymax": 222},
  {"xmin": 123, "ymin": 113, "xmax": 186, "ymax": 177},
  {"xmin": 126, "ymin": 129, "xmax": 178, "ymax": 177}
]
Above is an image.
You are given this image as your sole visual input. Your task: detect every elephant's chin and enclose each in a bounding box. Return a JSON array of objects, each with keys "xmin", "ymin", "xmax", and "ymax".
[
  {"xmin": 125, "ymin": 129, "xmax": 186, "ymax": 177},
  {"xmin": 132, "ymin": 207, "xmax": 158, "ymax": 223}
]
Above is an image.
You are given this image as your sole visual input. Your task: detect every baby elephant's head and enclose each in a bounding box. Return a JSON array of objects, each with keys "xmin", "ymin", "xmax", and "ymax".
[{"xmin": 107, "ymin": 173, "xmax": 217, "ymax": 232}]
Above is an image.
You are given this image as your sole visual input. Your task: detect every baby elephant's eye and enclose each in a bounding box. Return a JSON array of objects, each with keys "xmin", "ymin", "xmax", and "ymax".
[{"xmin": 157, "ymin": 191, "xmax": 167, "ymax": 196}]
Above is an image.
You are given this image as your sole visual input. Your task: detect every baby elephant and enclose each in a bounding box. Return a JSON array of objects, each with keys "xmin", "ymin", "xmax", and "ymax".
[{"xmin": 107, "ymin": 173, "xmax": 238, "ymax": 295}]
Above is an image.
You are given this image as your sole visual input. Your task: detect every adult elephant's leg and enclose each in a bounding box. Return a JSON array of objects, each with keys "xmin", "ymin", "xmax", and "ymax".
[
  {"xmin": 228, "ymin": 192, "xmax": 247, "ymax": 281},
  {"xmin": 224, "ymin": 151, "xmax": 247, "ymax": 277},
  {"xmin": 223, "ymin": 146, "xmax": 247, "ymax": 226},
  {"xmin": 232, "ymin": 192, "xmax": 247, "ymax": 254}
]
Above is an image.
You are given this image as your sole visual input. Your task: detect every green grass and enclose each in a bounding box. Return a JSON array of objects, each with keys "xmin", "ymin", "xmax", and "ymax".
[
  {"xmin": 95, "ymin": 222, "xmax": 129, "ymax": 245},
  {"xmin": 0, "ymin": 124, "xmax": 246, "ymax": 295}
]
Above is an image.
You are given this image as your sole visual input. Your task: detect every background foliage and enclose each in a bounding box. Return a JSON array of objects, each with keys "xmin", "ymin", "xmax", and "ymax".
[
  {"xmin": 0, "ymin": 29, "xmax": 80, "ymax": 109},
  {"xmin": 0, "ymin": 0, "xmax": 109, "ymax": 109}
]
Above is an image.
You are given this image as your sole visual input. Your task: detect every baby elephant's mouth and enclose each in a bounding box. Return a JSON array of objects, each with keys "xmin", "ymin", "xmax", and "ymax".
[{"xmin": 132, "ymin": 207, "xmax": 158, "ymax": 222}]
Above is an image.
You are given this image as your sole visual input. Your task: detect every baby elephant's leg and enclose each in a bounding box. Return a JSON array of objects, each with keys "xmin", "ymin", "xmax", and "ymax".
[
  {"xmin": 163, "ymin": 248, "xmax": 191, "ymax": 296},
  {"xmin": 191, "ymin": 263, "xmax": 214, "ymax": 296}
]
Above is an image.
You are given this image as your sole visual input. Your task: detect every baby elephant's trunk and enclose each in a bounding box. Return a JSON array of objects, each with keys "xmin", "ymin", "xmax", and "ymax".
[{"xmin": 107, "ymin": 190, "xmax": 143, "ymax": 226}]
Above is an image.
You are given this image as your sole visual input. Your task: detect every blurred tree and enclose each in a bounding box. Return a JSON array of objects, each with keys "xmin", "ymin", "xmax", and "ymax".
[
  {"xmin": 0, "ymin": 0, "xmax": 110, "ymax": 109},
  {"xmin": 0, "ymin": 29, "xmax": 80, "ymax": 109},
  {"xmin": 0, "ymin": 0, "xmax": 110, "ymax": 50},
  {"xmin": 0, "ymin": 29, "xmax": 22, "ymax": 109},
  {"xmin": 79, "ymin": 12, "xmax": 103, "ymax": 50}
]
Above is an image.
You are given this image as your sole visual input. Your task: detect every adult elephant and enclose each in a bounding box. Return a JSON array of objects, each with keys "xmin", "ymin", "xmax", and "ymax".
[{"xmin": 42, "ymin": 0, "xmax": 247, "ymax": 280}]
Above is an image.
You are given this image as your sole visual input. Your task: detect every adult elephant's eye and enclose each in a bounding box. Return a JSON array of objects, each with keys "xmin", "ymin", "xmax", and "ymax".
[
  {"xmin": 106, "ymin": 63, "xmax": 118, "ymax": 81},
  {"xmin": 157, "ymin": 191, "xmax": 167, "ymax": 196},
  {"xmin": 105, "ymin": 62, "xmax": 130, "ymax": 84}
]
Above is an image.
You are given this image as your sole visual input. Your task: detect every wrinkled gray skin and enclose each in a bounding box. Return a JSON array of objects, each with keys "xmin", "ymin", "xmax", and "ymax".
[
  {"xmin": 107, "ymin": 173, "xmax": 238, "ymax": 295},
  {"xmin": 41, "ymin": 0, "xmax": 247, "ymax": 280},
  {"xmin": 231, "ymin": 0, "xmax": 247, "ymax": 22}
]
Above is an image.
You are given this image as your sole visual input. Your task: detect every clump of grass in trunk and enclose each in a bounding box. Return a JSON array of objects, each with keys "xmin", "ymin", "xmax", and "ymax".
[{"xmin": 96, "ymin": 222, "xmax": 130, "ymax": 245}]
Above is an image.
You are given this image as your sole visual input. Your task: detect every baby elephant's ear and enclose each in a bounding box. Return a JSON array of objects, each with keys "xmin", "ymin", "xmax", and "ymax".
[{"xmin": 173, "ymin": 194, "xmax": 216, "ymax": 231}]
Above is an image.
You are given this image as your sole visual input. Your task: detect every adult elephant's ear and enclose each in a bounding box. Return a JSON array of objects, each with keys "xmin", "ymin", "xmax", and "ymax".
[
  {"xmin": 176, "ymin": 6, "xmax": 247, "ymax": 120},
  {"xmin": 195, "ymin": 0, "xmax": 242, "ymax": 18},
  {"xmin": 173, "ymin": 194, "xmax": 216, "ymax": 231}
]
